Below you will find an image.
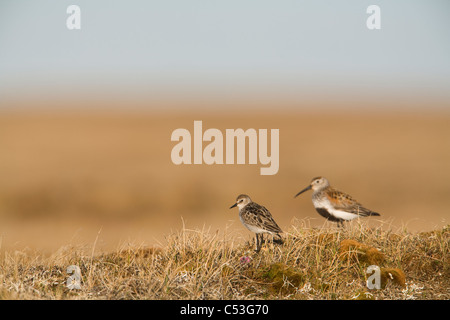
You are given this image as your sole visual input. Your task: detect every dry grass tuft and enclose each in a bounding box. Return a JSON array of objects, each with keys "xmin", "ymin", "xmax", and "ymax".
[
  {"xmin": 0, "ymin": 223, "xmax": 448, "ymax": 300},
  {"xmin": 350, "ymin": 290, "xmax": 376, "ymax": 300}
]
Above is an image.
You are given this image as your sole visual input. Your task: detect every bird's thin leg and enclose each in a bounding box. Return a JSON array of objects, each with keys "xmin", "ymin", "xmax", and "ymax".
[
  {"xmin": 258, "ymin": 234, "xmax": 262, "ymax": 251},
  {"xmin": 255, "ymin": 234, "xmax": 260, "ymax": 253}
]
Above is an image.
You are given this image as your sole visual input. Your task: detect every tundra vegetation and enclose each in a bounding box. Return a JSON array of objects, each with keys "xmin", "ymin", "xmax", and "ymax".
[{"xmin": 0, "ymin": 221, "xmax": 448, "ymax": 300}]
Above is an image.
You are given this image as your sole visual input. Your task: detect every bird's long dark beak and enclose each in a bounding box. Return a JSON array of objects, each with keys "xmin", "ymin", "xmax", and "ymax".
[
  {"xmin": 294, "ymin": 185, "xmax": 312, "ymax": 198},
  {"xmin": 229, "ymin": 203, "xmax": 237, "ymax": 209}
]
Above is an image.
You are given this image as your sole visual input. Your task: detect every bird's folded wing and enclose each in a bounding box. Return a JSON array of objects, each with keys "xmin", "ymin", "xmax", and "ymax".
[
  {"xmin": 326, "ymin": 189, "xmax": 374, "ymax": 216},
  {"xmin": 246, "ymin": 203, "xmax": 283, "ymax": 233}
]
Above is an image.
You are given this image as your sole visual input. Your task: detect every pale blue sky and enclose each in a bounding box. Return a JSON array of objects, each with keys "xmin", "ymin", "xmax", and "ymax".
[{"xmin": 0, "ymin": 0, "xmax": 449, "ymax": 105}]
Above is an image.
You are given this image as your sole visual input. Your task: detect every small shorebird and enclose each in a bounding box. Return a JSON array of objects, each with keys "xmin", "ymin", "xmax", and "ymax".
[
  {"xmin": 294, "ymin": 177, "xmax": 380, "ymax": 227},
  {"xmin": 230, "ymin": 194, "xmax": 283, "ymax": 252}
]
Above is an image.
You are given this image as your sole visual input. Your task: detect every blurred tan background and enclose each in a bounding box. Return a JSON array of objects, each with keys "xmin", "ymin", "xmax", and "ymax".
[
  {"xmin": 1, "ymin": 1, "xmax": 450, "ymax": 253},
  {"xmin": 1, "ymin": 100, "xmax": 449, "ymax": 253}
]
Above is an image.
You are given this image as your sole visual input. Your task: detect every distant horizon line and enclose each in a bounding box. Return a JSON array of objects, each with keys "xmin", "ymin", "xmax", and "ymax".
[{"xmin": 1, "ymin": 94, "xmax": 449, "ymax": 114}]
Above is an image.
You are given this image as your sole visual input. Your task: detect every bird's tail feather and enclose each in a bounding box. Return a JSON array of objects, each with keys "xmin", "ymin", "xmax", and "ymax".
[
  {"xmin": 267, "ymin": 233, "xmax": 284, "ymax": 245},
  {"xmin": 272, "ymin": 236, "xmax": 284, "ymax": 245}
]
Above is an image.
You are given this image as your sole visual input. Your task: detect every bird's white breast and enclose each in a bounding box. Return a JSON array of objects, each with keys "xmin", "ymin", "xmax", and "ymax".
[{"xmin": 312, "ymin": 197, "xmax": 359, "ymax": 221}]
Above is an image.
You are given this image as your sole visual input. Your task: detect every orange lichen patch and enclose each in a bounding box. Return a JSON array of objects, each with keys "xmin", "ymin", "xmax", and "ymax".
[
  {"xmin": 380, "ymin": 268, "xmax": 406, "ymax": 288},
  {"xmin": 340, "ymin": 239, "xmax": 362, "ymax": 250},
  {"xmin": 339, "ymin": 239, "xmax": 385, "ymax": 265}
]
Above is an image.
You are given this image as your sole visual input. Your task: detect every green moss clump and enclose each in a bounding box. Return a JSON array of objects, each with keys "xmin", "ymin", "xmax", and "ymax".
[{"xmin": 258, "ymin": 263, "xmax": 305, "ymax": 295}]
